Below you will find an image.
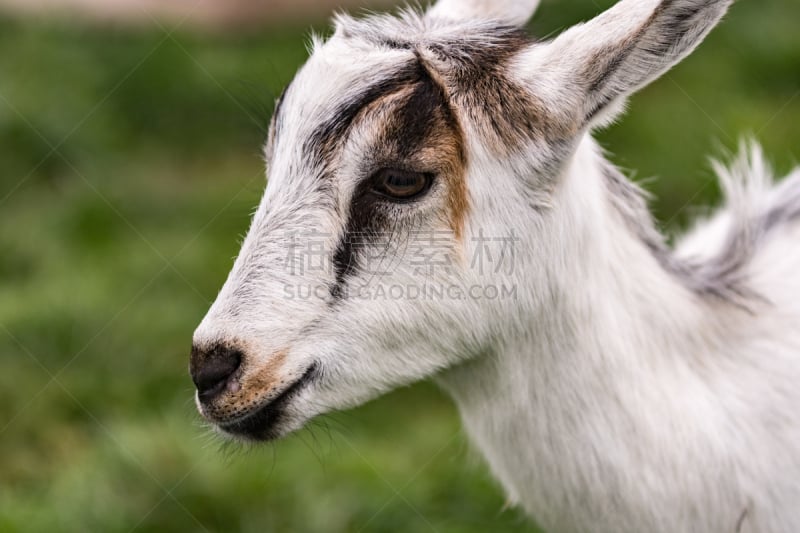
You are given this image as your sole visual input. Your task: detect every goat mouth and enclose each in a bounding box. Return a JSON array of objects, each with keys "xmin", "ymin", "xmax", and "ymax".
[{"xmin": 219, "ymin": 363, "xmax": 318, "ymax": 441}]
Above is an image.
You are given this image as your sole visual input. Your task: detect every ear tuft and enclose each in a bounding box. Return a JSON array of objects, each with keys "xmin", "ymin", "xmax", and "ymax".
[{"xmin": 427, "ymin": 0, "xmax": 541, "ymax": 27}]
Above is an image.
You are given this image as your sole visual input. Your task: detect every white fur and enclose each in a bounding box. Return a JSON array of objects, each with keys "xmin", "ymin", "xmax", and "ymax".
[
  {"xmin": 439, "ymin": 137, "xmax": 800, "ymax": 532},
  {"xmin": 427, "ymin": 0, "xmax": 540, "ymax": 27},
  {"xmin": 194, "ymin": 1, "xmax": 800, "ymax": 531}
]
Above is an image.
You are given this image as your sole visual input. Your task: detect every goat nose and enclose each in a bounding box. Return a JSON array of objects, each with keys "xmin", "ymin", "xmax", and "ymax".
[{"xmin": 190, "ymin": 344, "xmax": 242, "ymax": 402}]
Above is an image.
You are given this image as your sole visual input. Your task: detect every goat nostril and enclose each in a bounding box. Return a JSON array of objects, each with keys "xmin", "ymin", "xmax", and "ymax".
[{"xmin": 190, "ymin": 345, "xmax": 242, "ymax": 401}]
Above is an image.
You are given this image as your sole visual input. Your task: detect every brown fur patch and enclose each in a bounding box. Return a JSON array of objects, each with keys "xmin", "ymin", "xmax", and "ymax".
[
  {"xmin": 365, "ymin": 61, "xmax": 469, "ymax": 240},
  {"xmin": 416, "ymin": 56, "xmax": 469, "ymax": 241},
  {"xmin": 247, "ymin": 349, "xmax": 288, "ymax": 396},
  {"xmin": 200, "ymin": 346, "xmax": 290, "ymax": 423}
]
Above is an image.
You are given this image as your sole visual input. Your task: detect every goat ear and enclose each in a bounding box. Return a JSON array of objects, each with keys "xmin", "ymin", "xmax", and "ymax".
[
  {"xmin": 427, "ymin": 0, "xmax": 541, "ymax": 27},
  {"xmin": 520, "ymin": 0, "xmax": 733, "ymax": 129}
]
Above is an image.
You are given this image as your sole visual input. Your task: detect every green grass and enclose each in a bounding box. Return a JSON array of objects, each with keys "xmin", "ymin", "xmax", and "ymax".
[{"xmin": 0, "ymin": 1, "xmax": 798, "ymax": 531}]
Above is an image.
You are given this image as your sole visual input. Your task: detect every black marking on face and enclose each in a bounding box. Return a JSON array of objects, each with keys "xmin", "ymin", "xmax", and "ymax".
[
  {"xmin": 304, "ymin": 63, "xmax": 422, "ymax": 171},
  {"xmin": 322, "ymin": 60, "xmax": 461, "ymax": 300}
]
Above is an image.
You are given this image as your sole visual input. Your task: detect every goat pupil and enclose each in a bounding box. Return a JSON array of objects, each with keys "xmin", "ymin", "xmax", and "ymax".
[{"xmin": 374, "ymin": 169, "xmax": 429, "ymax": 200}]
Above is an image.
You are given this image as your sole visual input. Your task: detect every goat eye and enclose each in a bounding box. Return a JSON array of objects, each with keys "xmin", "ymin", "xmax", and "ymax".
[{"xmin": 371, "ymin": 169, "xmax": 432, "ymax": 201}]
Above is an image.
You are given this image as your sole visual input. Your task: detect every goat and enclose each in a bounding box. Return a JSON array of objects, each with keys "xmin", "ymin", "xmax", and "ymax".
[{"xmin": 190, "ymin": 0, "xmax": 800, "ymax": 531}]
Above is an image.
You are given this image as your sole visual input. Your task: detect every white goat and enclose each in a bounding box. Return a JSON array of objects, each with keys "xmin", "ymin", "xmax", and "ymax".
[{"xmin": 190, "ymin": 0, "xmax": 800, "ymax": 531}]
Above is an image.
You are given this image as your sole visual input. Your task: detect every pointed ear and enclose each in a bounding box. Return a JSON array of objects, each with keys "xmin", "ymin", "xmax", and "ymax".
[
  {"xmin": 427, "ymin": 0, "xmax": 541, "ymax": 27},
  {"xmin": 518, "ymin": 0, "xmax": 733, "ymax": 130}
]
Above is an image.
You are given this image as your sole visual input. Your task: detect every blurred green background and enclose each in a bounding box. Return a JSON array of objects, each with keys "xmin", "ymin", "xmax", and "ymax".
[{"xmin": 0, "ymin": 0, "xmax": 797, "ymax": 531}]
